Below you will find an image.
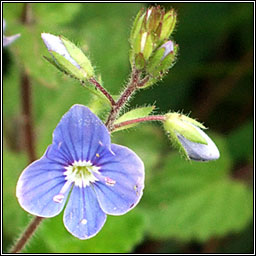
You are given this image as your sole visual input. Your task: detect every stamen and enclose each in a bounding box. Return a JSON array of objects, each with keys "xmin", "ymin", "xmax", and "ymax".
[
  {"xmin": 63, "ymin": 160, "xmax": 100, "ymax": 188},
  {"xmin": 53, "ymin": 179, "xmax": 73, "ymax": 203},
  {"xmin": 96, "ymin": 153, "xmax": 100, "ymax": 157}
]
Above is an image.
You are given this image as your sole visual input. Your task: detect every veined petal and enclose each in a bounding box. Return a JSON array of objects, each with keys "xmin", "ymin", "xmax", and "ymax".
[
  {"xmin": 16, "ymin": 151, "xmax": 70, "ymax": 217},
  {"xmin": 177, "ymin": 125, "xmax": 220, "ymax": 161},
  {"xmin": 63, "ymin": 186, "xmax": 106, "ymax": 239},
  {"xmin": 52, "ymin": 104, "xmax": 111, "ymax": 163},
  {"xmin": 93, "ymin": 144, "xmax": 145, "ymax": 215}
]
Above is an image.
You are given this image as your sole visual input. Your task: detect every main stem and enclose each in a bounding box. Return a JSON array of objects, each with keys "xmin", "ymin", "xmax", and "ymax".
[
  {"xmin": 105, "ymin": 69, "xmax": 140, "ymax": 129},
  {"xmin": 10, "ymin": 216, "xmax": 44, "ymax": 253}
]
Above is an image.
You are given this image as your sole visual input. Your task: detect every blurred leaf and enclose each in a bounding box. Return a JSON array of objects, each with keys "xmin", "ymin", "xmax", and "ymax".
[
  {"xmin": 114, "ymin": 106, "xmax": 155, "ymax": 132},
  {"xmin": 227, "ymin": 120, "xmax": 253, "ymax": 162},
  {"xmin": 2, "ymin": 149, "xmax": 49, "ymax": 252},
  {"xmin": 24, "ymin": 208, "xmax": 145, "ymax": 253},
  {"xmin": 139, "ymin": 134, "xmax": 253, "ymax": 241},
  {"xmin": 112, "ymin": 124, "xmax": 168, "ymax": 183}
]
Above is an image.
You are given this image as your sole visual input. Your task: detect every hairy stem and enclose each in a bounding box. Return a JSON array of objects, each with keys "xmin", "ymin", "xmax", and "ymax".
[
  {"xmin": 105, "ymin": 69, "xmax": 142, "ymax": 129},
  {"xmin": 89, "ymin": 77, "xmax": 116, "ymax": 106},
  {"xmin": 111, "ymin": 115, "xmax": 166, "ymax": 132},
  {"xmin": 10, "ymin": 216, "xmax": 44, "ymax": 253}
]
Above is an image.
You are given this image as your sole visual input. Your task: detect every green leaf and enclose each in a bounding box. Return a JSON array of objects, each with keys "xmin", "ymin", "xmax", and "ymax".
[
  {"xmin": 112, "ymin": 125, "xmax": 168, "ymax": 183},
  {"xmin": 3, "ymin": 150, "xmax": 40, "ymax": 252},
  {"xmin": 139, "ymin": 134, "xmax": 253, "ymax": 241},
  {"xmin": 24, "ymin": 210, "xmax": 145, "ymax": 253},
  {"xmin": 113, "ymin": 106, "xmax": 155, "ymax": 132}
]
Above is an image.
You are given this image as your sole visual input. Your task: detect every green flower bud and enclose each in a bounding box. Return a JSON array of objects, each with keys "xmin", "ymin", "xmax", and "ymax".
[
  {"xmin": 41, "ymin": 33, "xmax": 94, "ymax": 81},
  {"xmin": 146, "ymin": 40, "xmax": 178, "ymax": 78},
  {"xmin": 164, "ymin": 113, "xmax": 220, "ymax": 161},
  {"xmin": 129, "ymin": 6, "xmax": 177, "ymax": 68},
  {"xmin": 159, "ymin": 9, "xmax": 177, "ymax": 42}
]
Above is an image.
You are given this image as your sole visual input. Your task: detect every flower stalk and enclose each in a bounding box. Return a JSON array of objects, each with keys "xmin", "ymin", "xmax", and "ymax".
[
  {"xmin": 111, "ymin": 115, "xmax": 166, "ymax": 132},
  {"xmin": 10, "ymin": 216, "xmax": 44, "ymax": 253},
  {"xmin": 105, "ymin": 68, "xmax": 151, "ymax": 130}
]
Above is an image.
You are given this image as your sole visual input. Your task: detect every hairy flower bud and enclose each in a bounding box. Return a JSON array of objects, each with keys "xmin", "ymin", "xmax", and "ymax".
[
  {"xmin": 41, "ymin": 33, "xmax": 94, "ymax": 81},
  {"xmin": 164, "ymin": 113, "xmax": 220, "ymax": 161},
  {"xmin": 129, "ymin": 6, "xmax": 177, "ymax": 69},
  {"xmin": 146, "ymin": 40, "xmax": 178, "ymax": 78}
]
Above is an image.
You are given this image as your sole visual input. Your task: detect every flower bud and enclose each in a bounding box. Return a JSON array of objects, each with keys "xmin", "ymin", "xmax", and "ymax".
[
  {"xmin": 3, "ymin": 19, "xmax": 20, "ymax": 47},
  {"xmin": 41, "ymin": 33, "xmax": 94, "ymax": 80},
  {"xmin": 146, "ymin": 40, "xmax": 178, "ymax": 78},
  {"xmin": 164, "ymin": 113, "xmax": 220, "ymax": 161},
  {"xmin": 159, "ymin": 9, "xmax": 177, "ymax": 42},
  {"xmin": 129, "ymin": 6, "xmax": 177, "ymax": 69}
]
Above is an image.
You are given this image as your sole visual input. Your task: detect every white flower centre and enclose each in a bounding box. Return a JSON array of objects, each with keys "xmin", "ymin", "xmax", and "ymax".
[{"xmin": 64, "ymin": 160, "xmax": 100, "ymax": 188}]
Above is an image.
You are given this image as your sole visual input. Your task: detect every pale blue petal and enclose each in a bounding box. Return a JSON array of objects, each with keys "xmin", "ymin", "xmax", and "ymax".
[
  {"xmin": 16, "ymin": 150, "xmax": 70, "ymax": 217},
  {"xmin": 52, "ymin": 104, "xmax": 111, "ymax": 163},
  {"xmin": 63, "ymin": 186, "xmax": 106, "ymax": 239},
  {"xmin": 93, "ymin": 144, "xmax": 145, "ymax": 215}
]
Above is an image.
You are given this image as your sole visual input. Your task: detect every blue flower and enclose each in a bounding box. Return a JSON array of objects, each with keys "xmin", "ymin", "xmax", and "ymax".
[{"xmin": 16, "ymin": 105, "xmax": 145, "ymax": 239}]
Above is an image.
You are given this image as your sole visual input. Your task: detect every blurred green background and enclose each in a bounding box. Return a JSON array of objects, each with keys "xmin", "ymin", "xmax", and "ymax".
[{"xmin": 3, "ymin": 3, "xmax": 253, "ymax": 253}]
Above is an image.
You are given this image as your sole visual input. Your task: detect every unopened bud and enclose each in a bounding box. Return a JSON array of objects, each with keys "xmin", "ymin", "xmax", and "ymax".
[
  {"xmin": 164, "ymin": 113, "xmax": 220, "ymax": 161},
  {"xmin": 146, "ymin": 40, "xmax": 178, "ymax": 78},
  {"xmin": 129, "ymin": 6, "xmax": 177, "ymax": 68},
  {"xmin": 41, "ymin": 33, "xmax": 94, "ymax": 80},
  {"xmin": 159, "ymin": 9, "xmax": 177, "ymax": 42}
]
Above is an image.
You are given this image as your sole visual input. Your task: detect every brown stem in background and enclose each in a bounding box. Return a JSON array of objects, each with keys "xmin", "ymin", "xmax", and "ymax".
[
  {"xmin": 20, "ymin": 3, "xmax": 36, "ymax": 163},
  {"xmin": 21, "ymin": 3, "xmax": 33, "ymax": 25},
  {"xmin": 10, "ymin": 216, "xmax": 44, "ymax": 253},
  {"xmin": 20, "ymin": 70, "xmax": 36, "ymax": 163}
]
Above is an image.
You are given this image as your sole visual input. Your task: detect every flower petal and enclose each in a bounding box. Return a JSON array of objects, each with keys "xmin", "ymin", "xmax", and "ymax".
[
  {"xmin": 93, "ymin": 144, "xmax": 145, "ymax": 215},
  {"xmin": 16, "ymin": 149, "xmax": 70, "ymax": 217},
  {"xmin": 52, "ymin": 104, "xmax": 111, "ymax": 163},
  {"xmin": 177, "ymin": 125, "xmax": 220, "ymax": 161},
  {"xmin": 63, "ymin": 185, "xmax": 106, "ymax": 239}
]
